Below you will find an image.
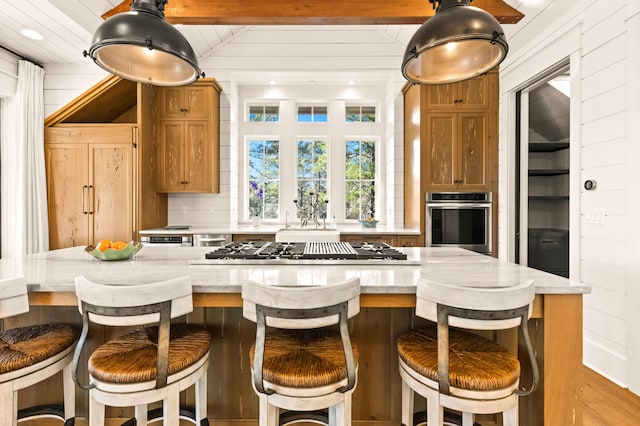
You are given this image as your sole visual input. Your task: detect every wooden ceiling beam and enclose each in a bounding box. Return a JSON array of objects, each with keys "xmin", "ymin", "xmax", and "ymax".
[{"xmin": 103, "ymin": 0, "xmax": 524, "ymax": 25}]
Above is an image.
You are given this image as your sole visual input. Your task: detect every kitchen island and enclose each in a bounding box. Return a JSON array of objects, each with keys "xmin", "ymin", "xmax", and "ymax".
[{"xmin": 1, "ymin": 246, "xmax": 589, "ymax": 426}]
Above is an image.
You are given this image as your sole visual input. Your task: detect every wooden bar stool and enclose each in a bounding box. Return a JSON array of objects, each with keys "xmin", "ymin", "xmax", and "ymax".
[
  {"xmin": 0, "ymin": 276, "xmax": 77, "ymax": 426},
  {"xmin": 397, "ymin": 279, "xmax": 539, "ymax": 426},
  {"xmin": 241, "ymin": 278, "xmax": 360, "ymax": 426},
  {"xmin": 71, "ymin": 276, "xmax": 211, "ymax": 426}
]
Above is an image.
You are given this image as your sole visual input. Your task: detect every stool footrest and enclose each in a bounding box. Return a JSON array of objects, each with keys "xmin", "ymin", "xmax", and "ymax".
[
  {"xmin": 120, "ymin": 406, "xmax": 208, "ymax": 426},
  {"xmin": 279, "ymin": 409, "xmax": 329, "ymax": 425},
  {"xmin": 17, "ymin": 404, "xmax": 74, "ymax": 425}
]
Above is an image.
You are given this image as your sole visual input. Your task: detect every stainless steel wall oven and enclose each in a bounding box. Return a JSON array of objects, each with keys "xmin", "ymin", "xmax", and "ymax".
[{"xmin": 425, "ymin": 192, "xmax": 492, "ymax": 254}]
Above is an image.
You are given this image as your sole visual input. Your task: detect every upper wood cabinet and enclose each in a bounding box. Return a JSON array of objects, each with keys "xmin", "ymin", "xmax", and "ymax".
[
  {"xmin": 158, "ymin": 86, "xmax": 212, "ymax": 119},
  {"xmin": 424, "ymin": 76, "xmax": 491, "ymax": 110},
  {"xmin": 425, "ymin": 111, "xmax": 490, "ymax": 191},
  {"xmin": 156, "ymin": 79, "xmax": 221, "ymax": 193}
]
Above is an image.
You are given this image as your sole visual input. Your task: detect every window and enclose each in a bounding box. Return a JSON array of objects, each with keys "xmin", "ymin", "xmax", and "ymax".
[
  {"xmin": 249, "ymin": 105, "xmax": 279, "ymax": 122},
  {"xmin": 297, "ymin": 106, "xmax": 328, "ymax": 122},
  {"xmin": 296, "ymin": 139, "xmax": 328, "ymax": 218},
  {"xmin": 345, "ymin": 105, "xmax": 376, "ymax": 122},
  {"xmin": 248, "ymin": 139, "xmax": 279, "ymax": 219},
  {"xmin": 345, "ymin": 140, "xmax": 376, "ymax": 220}
]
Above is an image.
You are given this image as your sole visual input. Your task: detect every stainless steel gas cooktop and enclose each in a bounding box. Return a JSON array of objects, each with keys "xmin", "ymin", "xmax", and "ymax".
[{"xmin": 189, "ymin": 241, "xmax": 420, "ymax": 265}]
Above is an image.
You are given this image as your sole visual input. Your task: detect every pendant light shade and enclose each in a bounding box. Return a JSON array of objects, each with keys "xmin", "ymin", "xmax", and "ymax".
[
  {"xmin": 83, "ymin": 0, "xmax": 204, "ymax": 86},
  {"xmin": 402, "ymin": 0, "xmax": 508, "ymax": 85}
]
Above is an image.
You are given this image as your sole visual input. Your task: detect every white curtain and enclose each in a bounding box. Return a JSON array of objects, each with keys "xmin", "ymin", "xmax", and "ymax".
[{"xmin": 0, "ymin": 60, "xmax": 48, "ymax": 258}]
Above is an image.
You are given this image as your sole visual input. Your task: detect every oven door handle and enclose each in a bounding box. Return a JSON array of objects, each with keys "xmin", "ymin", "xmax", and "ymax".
[{"xmin": 426, "ymin": 203, "xmax": 491, "ymax": 208}]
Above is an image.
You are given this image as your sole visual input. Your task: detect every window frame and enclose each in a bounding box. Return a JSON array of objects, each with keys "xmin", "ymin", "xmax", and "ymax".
[
  {"xmin": 345, "ymin": 103, "xmax": 378, "ymax": 123},
  {"xmin": 296, "ymin": 104, "xmax": 329, "ymax": 123},
  {"xmin": 244, "ymin": 136, "xmax": 281, "ymax": 222},
  {"xmin": 247, "ymin": 103, "xmax": 280, "ymax": 123},
  {"xmin": 240, "ymin": 98, "xmax": 384, "ymax": 225}
]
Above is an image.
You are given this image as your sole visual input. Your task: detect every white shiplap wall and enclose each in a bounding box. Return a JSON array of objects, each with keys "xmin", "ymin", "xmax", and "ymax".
[
  {"xmin": 499, "ymin": 0, "xmax": 640, "ymax": 394},
  {"xmin": 42, "ymin": 25, "xmax": 408, "ymax": 228},
  {"xmin": 0, "ymin": 49, "xmax": 18, "ymax": 98}
]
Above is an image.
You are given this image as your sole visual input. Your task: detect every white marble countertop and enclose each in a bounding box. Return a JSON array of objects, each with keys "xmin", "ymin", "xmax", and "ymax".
[
  {"xmin": 140, "ymin": 224, "xmax": 421, "ymax": 236},
  {"xmin": 0, "ymin": 246, "xmax": 590, "ymax": 295}
]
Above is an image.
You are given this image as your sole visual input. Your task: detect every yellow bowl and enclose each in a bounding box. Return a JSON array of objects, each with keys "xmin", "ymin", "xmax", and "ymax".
[{"xmin": 85, "ymin": 242, "xmax": 143, "ymax": 261}]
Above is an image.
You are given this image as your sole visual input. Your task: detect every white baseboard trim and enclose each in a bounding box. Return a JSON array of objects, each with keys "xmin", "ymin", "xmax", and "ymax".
[{"xmin": 584, "ymin": 338, "xmax": 628, "ymax": 389}]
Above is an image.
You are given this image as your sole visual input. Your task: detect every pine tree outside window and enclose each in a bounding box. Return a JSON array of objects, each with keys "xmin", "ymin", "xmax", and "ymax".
[{"xmin": 345, "ymin": 140, "xmax": 376, "ymax": 220}]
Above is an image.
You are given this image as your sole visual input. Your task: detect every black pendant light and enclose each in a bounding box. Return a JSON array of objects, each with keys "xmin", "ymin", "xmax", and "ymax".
[
  {"xmin": 401, "ymin": 0, "xmax": 508, "ymax": 85},
  {"xmin": 83, "ymin": 0, "xmax": 204, "ymax": 86}
]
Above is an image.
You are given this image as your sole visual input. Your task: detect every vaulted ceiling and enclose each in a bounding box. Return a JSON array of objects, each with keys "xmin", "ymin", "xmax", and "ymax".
[{"xmin": 0, "ymin": 1, "xmax": 580, "ymax": 86}]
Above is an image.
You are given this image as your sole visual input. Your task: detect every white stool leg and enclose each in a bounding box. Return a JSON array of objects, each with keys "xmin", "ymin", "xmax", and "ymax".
[
  {"xmin": 164, "ymin": 391, "xmax": 180, "ymax": 426},
  {"xmin": 0, "ymin": 382, "xmax": 16, "ymax": 426},
  {"xmin": 62, "ymin": 361, "xmax": 76, "ymax": 421},
  {"xmin": 135, "ymin": 405, "xmax": 148, "ymax": 426},
  {"xmin": 426, "ymin": 389, "xmax": 442, "ymax": 426},
  {"xmin": 503, "ymin": 399, "xmax": 519, "ymax": 426},
  {"xmin": 89, "ymin": 391, "xmax": 105, "ymax": 426},
  {"xmin": 328, "ymin": 393, "xmax": 351, "ymax": 426},
  {"xmin": 401, "ymin": 379, "xmax": 414, "ymax": 426},
  {"xmin": 259, "ymin": 395, "xmax": 279, "ymax": 426},
  {"xmin": 196, "ymin": 372, "xmax": 208, "ymax": 422},
  {"xmin": 462, "ymin": 412, "xmax": 474, "ymax": 426}
]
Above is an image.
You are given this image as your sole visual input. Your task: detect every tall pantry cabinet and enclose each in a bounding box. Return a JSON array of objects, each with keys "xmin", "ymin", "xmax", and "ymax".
[
  {"xmin": 45, "ymin": 127, "xmax": 134, "ymax": 248},
  {"xmin": 44, "ymin": 76, "xmax": 168, "ymax": 249},
  {"xmin": 403, "ymin": 70, "xmax": 499, "ymax": 252}
]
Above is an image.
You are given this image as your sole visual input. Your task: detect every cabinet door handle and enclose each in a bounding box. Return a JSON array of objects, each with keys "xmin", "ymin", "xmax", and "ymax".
[
  {"xmin": 82, "ymin": 185, "xmax": 88, "ymax": 214},
  {"xmin": 88, "ymin": 185, "xmax": 94, "ymax": 214}
]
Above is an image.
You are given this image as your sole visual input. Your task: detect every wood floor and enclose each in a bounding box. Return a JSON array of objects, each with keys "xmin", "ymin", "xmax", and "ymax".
[
  {"xmin": 584, "ymin": 366, "xmax": 640, "ymax": 425},
  {"xmin": 21, "ymin": 366, "xmax": 640, "ymax": 425}
]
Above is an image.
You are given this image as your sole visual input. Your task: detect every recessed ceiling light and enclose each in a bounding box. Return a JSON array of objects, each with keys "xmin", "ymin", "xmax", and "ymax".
[
  {"xmin": 269, "ymin": 80, "xmax": 277, "ymax": 85},
  {"xmin": 347, "ymin": 80, "xmax": 356, "ymax": 85},
  {"xmin": 21, "ymin": 29, "xmax": 43, "ymax": 41}
]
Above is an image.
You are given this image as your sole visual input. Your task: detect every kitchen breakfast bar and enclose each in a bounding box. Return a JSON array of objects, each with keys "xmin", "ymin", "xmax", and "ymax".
[{"xmin": 1, "ymin": 246, "xmax": 589, "ymax": 426}]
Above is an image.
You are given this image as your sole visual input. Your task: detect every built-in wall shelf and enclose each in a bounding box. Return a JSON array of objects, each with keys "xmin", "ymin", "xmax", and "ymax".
[
  {"xmin": 529, "ymin": 169, "xmax": 569, "ymax": 176},
  {"xmin": 529, "ymin": 142, "xmax": 570, "ymax": 152}
]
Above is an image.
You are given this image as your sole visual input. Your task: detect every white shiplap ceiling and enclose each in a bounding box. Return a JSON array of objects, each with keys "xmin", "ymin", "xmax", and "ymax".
[{"xmin": 0, "ymin": 0, "xmax": 580, "ymax": 85}]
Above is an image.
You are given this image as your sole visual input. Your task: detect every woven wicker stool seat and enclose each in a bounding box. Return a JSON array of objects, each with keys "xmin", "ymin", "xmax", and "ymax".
[
  {"xmin": 249, "ymin": 329, "xmax": 359, "ymax": 389},
  {"xmin": 89, "ymin": 324, "xmax": 210, "ymax": 385},
  {"xmin": 0, "ymin": 277, "xmax": 77, "ymax": 426},
  {"xmin": 0, "ymin": 323, "xmax": 77, "ymax": 374},
  {"xmin": 397, "ymin": 279, "xmax": 539, "ymax": 426},
  {"xmin": 397, "ymin": 326, "xmax": 520, "ymax": 392},
  {"xmin": 73, "ymin": 276, "xmax": 211, "ymax": 426},
  {"xmin": 242, "ymin": 278, "xmax": 361, "ymax": 426}
]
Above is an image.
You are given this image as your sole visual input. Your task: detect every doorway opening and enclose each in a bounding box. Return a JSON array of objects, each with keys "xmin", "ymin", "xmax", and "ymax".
[{"xmin": 515, "ymin": 61, "xmax": 570, "ymax": 277}]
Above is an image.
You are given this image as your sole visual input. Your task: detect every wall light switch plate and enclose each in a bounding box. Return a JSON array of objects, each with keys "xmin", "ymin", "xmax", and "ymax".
[
  {"xmin": 584, "ymin": 208, "xmax": 606, "ymax": 224},
  {"xmin": 180, "ymin": 206, "xmax": 188, "ymax": 215}
]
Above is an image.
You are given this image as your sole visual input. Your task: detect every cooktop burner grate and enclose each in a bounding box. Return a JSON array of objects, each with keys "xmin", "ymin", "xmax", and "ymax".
[{"xmin": 204, "ymin": 241, "xmax": 408, "ymax": 261}]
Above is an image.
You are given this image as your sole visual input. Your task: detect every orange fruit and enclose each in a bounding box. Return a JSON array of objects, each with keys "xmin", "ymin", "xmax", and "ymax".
[
  {"xmin": 111, "ymin": 241, "xmax": 128, "ymax": 250},
  {"xmin": 96, "ymin": 239, "xmax": 112, "ymax": 252}
]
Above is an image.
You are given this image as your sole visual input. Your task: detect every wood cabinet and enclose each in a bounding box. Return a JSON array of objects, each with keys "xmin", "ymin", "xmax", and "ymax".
[
  {"xmin": 157, "ymin": 79, "xmax": 221, "ymax": 193},
  {"xmin": 45, "ymin": 126, "xmax": 134, "ymax": 248},
  {"xmin": 396, "ymin": 235, "xmax": 421, "ymax": 247},
  {"xmin": 45, "ymin": 76, "xmax": 169, "ymax": 249},
  {"xmin": 340, "ymin": 234, "xmax": 396, "ymax": 246},
  {"xmin": 232, "ymin": 234, "xmax": 275, "ymax": 242},
  {"xmin": 403, "ymin": 70, "xmax": 498, "ymax": 251},
  {"xmin": 425, "ymin": 76, "xmax": 491, "ymax": 110},
  {"xmin": 425, "ymin": 111, "xmax": 490, "ymax": 191}
]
